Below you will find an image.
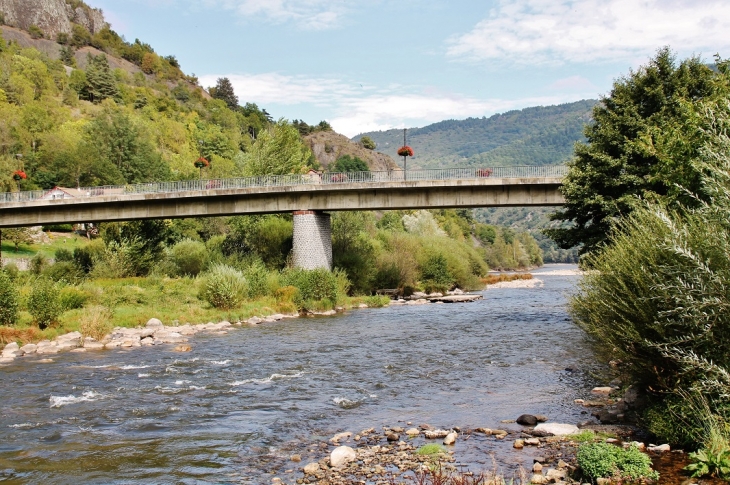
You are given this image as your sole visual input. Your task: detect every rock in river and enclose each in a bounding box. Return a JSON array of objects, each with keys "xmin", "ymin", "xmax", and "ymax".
[
  {"xmin": 517, "ymin": 414, "xmax": 538, "ymax": 426},
  {"xmin": 330, "ymin": 446, "xmax": 356, "ymax": 468}
]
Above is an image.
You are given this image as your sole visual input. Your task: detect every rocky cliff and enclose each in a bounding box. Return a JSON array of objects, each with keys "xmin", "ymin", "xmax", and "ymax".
[
  {"xmin": 304, "ymin": 131, "xmax": 399, "ymax": 172},
  {"xmin": 0, "ymin": 0, "xmax": 106, "ymax": 39}
]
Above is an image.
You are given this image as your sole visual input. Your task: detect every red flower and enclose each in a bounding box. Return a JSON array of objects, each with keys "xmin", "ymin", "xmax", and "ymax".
[
  {"xmin": 194, "ymin": 157, "xmax": 210, "ymax": 169},
  {"xmin": 12, "ymin": 170, "xmax": 27, "ymax": 181},
  {"xmin": 397, "ymin": 145, "xmax": 414, "ymax": 157},
  {"xmin": 477, "ymin": 168, "xmax": 493, "ymax": 177}
]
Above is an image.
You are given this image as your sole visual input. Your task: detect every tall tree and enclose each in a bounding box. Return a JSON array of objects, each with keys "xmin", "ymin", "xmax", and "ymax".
[
  {"xmin": 83, "ymin": 54, "xmax": 119, "ymax": 103},
  {"xmin": 547, "ymin": 48, "xmax": 727, "ymax": 256},
  {"xmin": 212, "ymin": 77, "xmax": 238, "ymax": 110}
]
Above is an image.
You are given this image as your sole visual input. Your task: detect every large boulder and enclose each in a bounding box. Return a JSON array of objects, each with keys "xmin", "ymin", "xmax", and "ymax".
[
  {"xmin": 330, "ymin": 446, "xmax": 356, "ymax": 468},
  {"xmin": 533, "ymin": 423, "xmax": 580, "ymax": 436}
]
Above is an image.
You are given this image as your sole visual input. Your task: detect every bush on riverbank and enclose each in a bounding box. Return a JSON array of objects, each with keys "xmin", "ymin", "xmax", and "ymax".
[
  {"xmin": 577, "ymin": 442, "xmax": 658, "ymax": 481},
  {"xmin": 0, "ymin": 271, "xmax": 18, "ymax": 326},
  {"xmin": 570, "ymin": 100, "xmax": 730, "ymax": 450}
]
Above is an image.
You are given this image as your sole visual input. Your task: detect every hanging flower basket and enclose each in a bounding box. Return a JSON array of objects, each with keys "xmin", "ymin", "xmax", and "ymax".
[
  {"xmin": 12, "ymin": 170, "xmax": 27, "ymax": 181},
  {"xmin": 477, "ymin": 168, "xmax": 493, "ymax": 177},
  {"xmin": 194, "ymin": 157, "xmax": 209, "ymax": 169},
  {"xmin": 397, "ymin": 146, "xmax": 414, "ymax": 157}
]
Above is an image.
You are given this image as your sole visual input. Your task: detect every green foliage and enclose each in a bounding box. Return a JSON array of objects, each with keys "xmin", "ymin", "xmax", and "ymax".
[
  {"xmin": 0, "ymin": 270, "xmax": 19, "ymax": 326},
  {"xmin": 211, "ymin": 77, "xmax": 238, "ymax": 109},
  {"xmin": 58, "ymin": 285, "xmax": 89, "ymax": 311},
  {"xmin": 168, "ymin": 239, "xmax": 208, "ymax": 276},
  {"xmin": 549, "ymin": 48, "xmax": 726, "ymax": 255},
  {"xmin": 241, "ymin": 119, "xmax": 312, "ymax": 176},
  {"xmin": 571, "ymin": 99, "xmax": 730, "ymax": 446},
  {"xmin": 2, "ymin": 228, "xmax": 33, "ymax": 251},
  {"xmin": 44, "ymin": 261, "xmax": 84, "ymax": 283},
  {"xmin": 363, "ymin": 295, "xmax": 390, "ymax": 307},
  {"xmin": 82, "ymin": 54, "xmax": 119, "ymax": 103},
  {"xmin": 416, "ymin": 444, "xmax": 447, "ymax": 457},
  {"xmin": 30, "ymin": 253, "xmax": 48, "ymax": 275},
  {"xmin": 241, "ymin": 259, "xmax": 274, "ymax": 298},
  {"xmin": 420, "ymin": 253, "xmax": 453, "ymax": 291},
  {"xmin": 359, "ymin": 135, "xmax": 376, "ymax": 150},
  {"xmin": 27, "ymin": 277, "xmax": 61, "ymax": 329},
  {"xmin": 280, "ymin": 268, "xmax": 340, "ymax": 308},
  {"xmin": 330, "ymin": 154, "xmax": 369, "ymax": 173},
  {"xmin": 70, "ymin": 24, "xmax": 91, "ymax": 47},
  {"xmin": 224, "ymin": 215, "xmax": 293, "ymax": 269},
  {"xmin": 577, "ymin": 443, "xmax": 657, "ymax": 481},
  {"xmin": 199, "ymin": 263, "xmax": 248, "ymax": 309},
  {"xmin": 28, "ymin": 25, "xmax": 44, "ymax": 40},
  {"xmin": 332, "ymin": 211, "xmax": 376, "ymax": 294},
  {"xmin": 55, "ymin": 248, "xmax": 73, "ymax": 262}
]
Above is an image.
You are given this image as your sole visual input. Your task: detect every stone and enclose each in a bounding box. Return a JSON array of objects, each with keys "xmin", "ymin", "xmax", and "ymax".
[
  {"xmin": 330, "ymin": 446, "xmax": 356, "ymax": 468},
  {"xmin": 492, "ymin": 429, "xmax": 508, "ymax": 436},
  {"xmin": 532, "ymin": 462, "xmax": 543, "ymax": 473},
  {"xmin": 546, "ymin": 468, "xmax": 566, "ymax": 480},
  {"xmin": 443, "ymin": 432, "xmax": 457, "ymax": 445},
  {"xmin": 591, "ymin": 386, "xmax": 613, "ymax": 395},
  {"xmin": 146, "ymin": 318, "xmax": 164, "ymax": 328},
  {"xmin": 424, "ymin": 429, "xmax": 449, "ymax": 439},
  {"xmin": 647, "ymin": 444, "xmax": 670, "ymax": 452},
  {"xmin": 0, "ymin": 356, "xmax": 15, "ymax": 363},
  {"xmin": 57, "ymin": 331, "xmax": 82, "ymax": 346},
  {"xmin": 386, "ymin": 433, "xmax": 399, "ymax": 442},
  {"xmin": 475, "ymin": 428, "xmax": 492, "ymax": 435},
  {"xmin": 557, "ymin": 460, "xmax": 569, "ymax": 469},
  {"xmin": 174, "ymin": 344, "xmax": 192, "ymax": 352},
  {"xmin": 330, "ymin": 432, "xmax": 352, "ymax": 443},
  {"xmin": 247, "ymin": 317, "xmax": 263, "ymax": 325},
  {"xmin": 405, "ymin": 428, "xmax": 420, "ymax": 437},
  {"xmin": 3, "ymin": 342, "xmax": 19, "ymax": 353},
  {"xmin": 83, "ymin": 339, "xmax": 104, "ymax": 350},
  {"xmin": 525, "ymin": 438, "xmax": 540, "ymax": 446},
  {"xmin": 19, "ymin": 343, "xmax": 37, "ymax": 355},
  {"xmin": 70, "ymin": 348, "xmax": 87, "ymax": 353},
  {"xmin": 303, "ymin": 462, "xmax": 320, "ymax": 474},
  {"xmin": 138, "ymin": 328, "xmax": 156, "ymax": 338},
  {"xmin": 291, "ymin": 454, "xmax": 301, "ymax": 462},
  {"xmin": 517, "ymin": 414, "xmax": 538, "ymax": 426},
  {"xmin": 530, "ymin": 474, "xmax": 548, "ymax": 484},
  {"xmin": 140, "ymin": 337, "xmax": 154, "ymax": 346},
  {"xmin": 533, "ymin": 423, "xmax": 579, "ymax": 436},
  {"xmin": 535, "ymin": 414, "xmax": 548, "ymax": 422},
  {"xmin": 514, "ymin": 439, "xmax": 524, "ymax": 449}
]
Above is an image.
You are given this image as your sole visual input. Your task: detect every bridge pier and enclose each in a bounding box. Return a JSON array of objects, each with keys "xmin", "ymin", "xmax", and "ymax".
[{"xmin": 292, "ymin": 210, "xmax": 332, "ymax": 270}]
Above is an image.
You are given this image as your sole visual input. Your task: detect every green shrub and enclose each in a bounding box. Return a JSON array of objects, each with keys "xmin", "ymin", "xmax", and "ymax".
[
  {"xmin": 78, "ymin": 305, "xmax": 113, "ymax": 341},
  {"xmin": 0, "ymin": 270, "xmax": 18, "ymax": 326},
  {"xmin": 280, "ymin": 268, "xmax": 339, "ymax": 307},
  {"xmin": 55, "ymin": 248, "xmax": 73, "ymax": 262},
  {"xmin": 30, "ymin": 253, "xmax": 48, "ymax": 275},
  {"xmin": 364, "ymin": 295, "xmax": 390, "ymax": 308},
  {"xmin": 168, "ymin": 239, "xmax": 208, "ymax": 276},
  {"xmin": 73, "ymin": 246, "xmax": 94, "ymax": 273},
  {"xmin": 199, "ymin": 264, "xmax": 248, "ymax": 309},
  {"xmin": 44, "ymin": 261, "xmax": 84, "ymax": 284},
  {"xmin": 242, "ymin": 259, "xmax": 274, "ymax": 298},
  {"xmin": 416, "ymin": 444, "xmax": 447, "ymax": 457},
  {"xmin": 58, "ymin": 286, "xmax": 89, "ymax": 311},
  {"xmin": 43, "ymin": 224, "xmax": 74, "ymax": 232},
  {"xmin": 577, "ymin": 443, "xmax": 658, "ymax": 481},
  {"xmin": 3, "ymin": 263, "xmax": 19, "ymax": 282},
  {"xmin": 28, "ymin": 278, "xmax": 61, "ymax": 329},
  {"xmin": 28, "ymin": 25, "xmax": 44, "ymax": 39}
]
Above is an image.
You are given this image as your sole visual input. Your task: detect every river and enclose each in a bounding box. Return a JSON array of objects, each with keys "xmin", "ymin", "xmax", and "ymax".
[{"xmin": 0, "ymin": 264, "xmax": 602, "ymax": 484}]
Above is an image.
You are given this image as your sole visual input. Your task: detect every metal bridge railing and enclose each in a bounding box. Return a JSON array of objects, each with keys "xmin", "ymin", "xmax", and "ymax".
[{"xmin": 0, "ymin": 165, "xmax": 567, "ymax": 205}]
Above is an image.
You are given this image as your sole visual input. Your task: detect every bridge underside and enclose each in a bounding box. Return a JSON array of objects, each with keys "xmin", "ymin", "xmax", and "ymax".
[{"xmin": 0, "ymin": 178, "xmax": 564, "ymax": 228}]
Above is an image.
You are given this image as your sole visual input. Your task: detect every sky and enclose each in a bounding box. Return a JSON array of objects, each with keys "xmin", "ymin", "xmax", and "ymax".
[{"xmin": 87, "ymin": 0, "xmax": 730, "ymax": 137}]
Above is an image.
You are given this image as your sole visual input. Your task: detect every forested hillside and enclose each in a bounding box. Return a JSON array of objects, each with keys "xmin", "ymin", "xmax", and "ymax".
[{"xmin": 354, "ymin": 100, "xmax": 596, "ymax": 169}]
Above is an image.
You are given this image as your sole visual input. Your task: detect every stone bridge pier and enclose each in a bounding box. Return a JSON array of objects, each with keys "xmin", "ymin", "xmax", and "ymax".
[{"xmin": 292, "ymin": 210, "xmax": 332, "ymax": 270}]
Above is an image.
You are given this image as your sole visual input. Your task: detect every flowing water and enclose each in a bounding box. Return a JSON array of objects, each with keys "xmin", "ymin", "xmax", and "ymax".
[{"xmin": 0, "ymin": 265, "xmax": 604, "ymax": 484}]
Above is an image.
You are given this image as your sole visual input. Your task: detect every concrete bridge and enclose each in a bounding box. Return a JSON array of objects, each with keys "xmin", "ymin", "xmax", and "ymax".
[{"xmin": 0, "ymin": 166, "xmax": 566, "ymax": 269}]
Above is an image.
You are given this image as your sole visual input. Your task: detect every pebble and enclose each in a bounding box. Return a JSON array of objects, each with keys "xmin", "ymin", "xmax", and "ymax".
[
  {"xmin": 303, "ymin": 462, "xmax": 320, "ymax": 474},
  {"xmin": 514, "ymin": 439, "xmax": 524, "ymax": 449},
  {"xmin": 443, "ymin": 432, "xmax": 457, "ymax": 445},
  {"xmin": 405, "ymin": 428, "xmax": 420, "ymax": 437},
  {"xmin": 290, "ymin": 455, "xmax": 301, "ymax": 463},
  {"xmin": 330, "ymin": 446, "xmax": 356, "ymax": 468}
]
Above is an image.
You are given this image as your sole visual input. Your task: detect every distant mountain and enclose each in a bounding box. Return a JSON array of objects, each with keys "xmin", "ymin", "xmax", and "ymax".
[{"xmin": 354, "ymin": 100, "xmax": 597, "ymax": 169}]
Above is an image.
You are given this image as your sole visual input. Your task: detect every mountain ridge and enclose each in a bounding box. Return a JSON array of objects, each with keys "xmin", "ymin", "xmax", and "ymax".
[{"xmin": 354, "ymin": 100, "xmax": 597, "ymax": 169}]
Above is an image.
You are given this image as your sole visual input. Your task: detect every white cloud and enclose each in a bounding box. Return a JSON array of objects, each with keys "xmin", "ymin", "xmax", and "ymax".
[
  {"xmin": 448, "ymin": 0, "xmax": 730, "ymax": 64},
  {"xmin": 205, "ymin": 0, "xmax": 353, "ymax": 30},
  {"xmin": 199, "ymin": 73, "xmax": 583, "ymax": 137}
]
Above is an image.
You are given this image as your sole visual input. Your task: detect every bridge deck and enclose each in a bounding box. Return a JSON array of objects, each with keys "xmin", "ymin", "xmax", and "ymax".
[{"xmin": 0, "ymin": 167, "xmax": 566, "ymax": 228}]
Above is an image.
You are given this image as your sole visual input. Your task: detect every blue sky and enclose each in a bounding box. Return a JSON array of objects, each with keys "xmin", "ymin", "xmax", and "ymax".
[{"xmin": 88, "ymin": 0, "xmax": 730, "ymax": 137}]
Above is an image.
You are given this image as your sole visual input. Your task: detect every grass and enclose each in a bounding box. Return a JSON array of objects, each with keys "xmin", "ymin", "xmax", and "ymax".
[
  {"xmin": 1, "ymin": 232, "xmax": 89, "ymax": 262},
  {"xmin": 416, "ymin": 444, "xmax": 448, "ymax": 457},
  {"xmin": 481, "ymin": 273, "xmax": 532, "ymax": 285},
  {"xmin": 570, "ymin": 429, "xmax": 618, "ymax": 443},
  {"xmin": 0, "ymin": 274, "xmax": 374, "ymax": 347}
]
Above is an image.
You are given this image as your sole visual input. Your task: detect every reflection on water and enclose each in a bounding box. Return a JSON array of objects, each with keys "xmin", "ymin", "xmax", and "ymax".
[{"xmin": 0, "ymin": 265, "xmax": 599, "ymax": 484}]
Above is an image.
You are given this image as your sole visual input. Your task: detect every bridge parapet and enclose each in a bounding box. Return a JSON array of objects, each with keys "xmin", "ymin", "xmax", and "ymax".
[{"xmin": 0, "ymin": 166, "xmax": 567, "ymax": 206}]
